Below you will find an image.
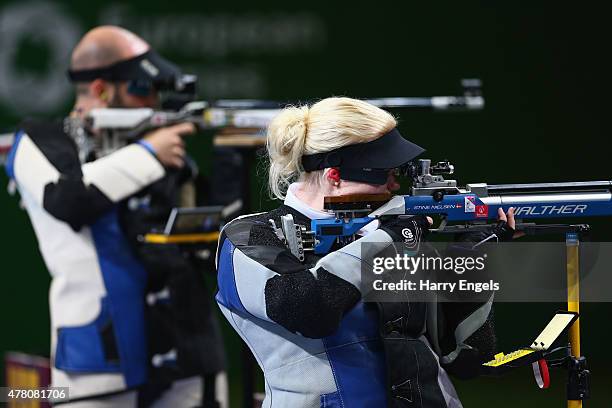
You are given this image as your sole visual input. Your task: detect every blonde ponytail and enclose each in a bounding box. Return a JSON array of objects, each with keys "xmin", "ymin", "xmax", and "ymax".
[
  {"xmin": 266, "ymin": 105, "xmax": 310, "ymax": 200},
  {"xmin": 266, "ymin": 97, "xmax": 397, "ymax": 199}
]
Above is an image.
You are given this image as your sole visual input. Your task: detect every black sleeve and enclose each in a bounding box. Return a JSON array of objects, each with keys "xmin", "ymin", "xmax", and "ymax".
[
  {"xmin": 438, "ymin": 303, "xmax": 497, "ymax": 379},
  {"xmin": 21, "ymin": 120, "xmax": 115, "ymax": 230},
  {"xmin": 15, "ymin": 119, "xmax": 164, "ymax": 231},
  {"xmin": 246, "ymin": 223, "xmax": 361, "ymax": 338},
  {"xmin": 43, "ymin": 179, "xmax": 114, "ymax": 231},
  {"xmin": 265, "ymin": 268, "xmax": 360, "ymax": 338},
  {"xmin": 435, "ymin": 240, "xmax": 498, "ymax": 379}
]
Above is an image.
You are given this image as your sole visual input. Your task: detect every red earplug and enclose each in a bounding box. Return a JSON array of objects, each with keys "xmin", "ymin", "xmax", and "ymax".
[{"xmin": 328, "ymin": 168, "xmax": 340, "ymax": 182}]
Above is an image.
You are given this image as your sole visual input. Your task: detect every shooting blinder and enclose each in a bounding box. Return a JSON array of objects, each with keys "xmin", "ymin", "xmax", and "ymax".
[
  {"xmin": 301, "ymin": 128, "xmax": 425, "ymax": 185},
  {"xmin": 67, "ymin": 50, "xmax": 197, "ymax": 98}
]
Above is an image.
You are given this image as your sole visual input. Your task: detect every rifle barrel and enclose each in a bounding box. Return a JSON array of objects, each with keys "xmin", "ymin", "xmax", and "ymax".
[{"xmin": 485, "ymin": 181, "xmax": 612, "ymax": 195}]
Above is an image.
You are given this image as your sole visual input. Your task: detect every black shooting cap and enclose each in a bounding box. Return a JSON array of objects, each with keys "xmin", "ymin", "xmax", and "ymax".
[
  {"xmin": 301, "ymin": 128, "xmax": 425, "ymax": 185},
  {"xmin": 67, "ymin": 49, "xmax": 194, "ymax": 93}
]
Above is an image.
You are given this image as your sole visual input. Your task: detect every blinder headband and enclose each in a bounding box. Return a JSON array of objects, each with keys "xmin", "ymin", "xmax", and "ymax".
[{"xmin": 67, "ymin": 50, "xmax": 194, "ymax": 94}]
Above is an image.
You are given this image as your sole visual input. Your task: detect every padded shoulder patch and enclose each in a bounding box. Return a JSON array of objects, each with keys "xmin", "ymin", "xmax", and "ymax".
[
  {"xmin": 223, "ymin": 205, "xmax": 310, "ymax": 248},
  {"xmin": 221, "ymin": 205, "xmax": 322, "ymax": 272},
  {"xmin": 20, "ymin": 118, "xmax": 81, "ymax": 176}
]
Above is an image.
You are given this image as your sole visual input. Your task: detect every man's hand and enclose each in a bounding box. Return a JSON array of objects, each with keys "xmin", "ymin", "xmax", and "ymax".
[{"xmin": 142, "ymin": 123, "xmax": 195, "ymax": 168}]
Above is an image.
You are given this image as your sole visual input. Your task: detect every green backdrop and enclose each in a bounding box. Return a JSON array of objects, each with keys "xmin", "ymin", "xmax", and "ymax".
[{"xmin": 1, "ymin": 1, "xmax": 611, "ymax": 406}]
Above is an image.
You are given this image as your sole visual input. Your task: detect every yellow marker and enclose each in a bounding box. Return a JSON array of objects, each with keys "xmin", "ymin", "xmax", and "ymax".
[{"xmin": 483, "ymin": 349, "xmax": 535, "ymax": 367}]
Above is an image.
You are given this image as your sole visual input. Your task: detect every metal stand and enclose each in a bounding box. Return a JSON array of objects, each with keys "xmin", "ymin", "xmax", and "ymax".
[{"xmin": 566, "ymin": 232, "xmax": 591, "ymax": 407}]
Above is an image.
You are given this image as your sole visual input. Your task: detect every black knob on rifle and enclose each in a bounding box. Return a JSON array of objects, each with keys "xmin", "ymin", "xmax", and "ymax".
[{"xmin": 433, "ymin": 190, "xmax": 445, "ymax": 202}]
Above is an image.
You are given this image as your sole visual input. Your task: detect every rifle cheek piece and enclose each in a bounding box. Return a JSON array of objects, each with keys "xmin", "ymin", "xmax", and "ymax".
[{"xmin": 301, "ymin": 128, "xmax": 425, "ymax": 185}]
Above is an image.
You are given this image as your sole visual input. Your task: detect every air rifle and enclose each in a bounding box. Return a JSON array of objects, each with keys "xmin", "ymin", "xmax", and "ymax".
[
  {"xmin": 0, "ymin": 79, "xmax": 484, "ymax": 164},
  {"xmin": 295, "ymin": 159, "xmax": 609, "ymax": 255}
]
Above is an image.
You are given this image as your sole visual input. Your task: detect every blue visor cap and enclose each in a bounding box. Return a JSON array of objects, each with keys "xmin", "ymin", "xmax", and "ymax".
[{"xmin": 301, "ymin": 128, "xmax": 425, "ymax": 185}]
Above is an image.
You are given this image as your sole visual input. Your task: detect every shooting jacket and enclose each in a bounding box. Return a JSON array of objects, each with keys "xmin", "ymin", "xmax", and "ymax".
[
  {"xmin": 215, "ymin": 184, "xmax": 497, "ymax": 408},
  {"xmin": 6, "ymin": 119, "xmax": 163, "ymax": 400}
]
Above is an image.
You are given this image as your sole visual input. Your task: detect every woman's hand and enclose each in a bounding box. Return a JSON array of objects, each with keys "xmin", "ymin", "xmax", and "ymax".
[
  {"xmin": 380, "ymin": 215, "xmax": 432, "ymax": 249},
  {"xmin": 497, "ymin": 207, "xmax": 515, "ymax": 229},
  {"xmin": 496, "ymin": 207, "xmax": 525, "ymax": 239},
  {"xmin": 456, "ymin": 207, "xmax": 522, "ymax": 243}
]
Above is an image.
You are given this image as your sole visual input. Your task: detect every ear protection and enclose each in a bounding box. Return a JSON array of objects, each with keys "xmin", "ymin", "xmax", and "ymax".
[{"xmin": 327, "ymin": 168, "xmax": 340, "ymax": 185}]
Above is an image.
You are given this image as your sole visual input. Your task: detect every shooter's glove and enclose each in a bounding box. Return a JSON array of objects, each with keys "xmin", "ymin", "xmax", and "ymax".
[
  {"xmin": 458, "ymin": 220, "xmax": 515, "ymax": 244},
  {"xmin": 380, "ymin": 215, "xmax": 431, "ymax": 249}
]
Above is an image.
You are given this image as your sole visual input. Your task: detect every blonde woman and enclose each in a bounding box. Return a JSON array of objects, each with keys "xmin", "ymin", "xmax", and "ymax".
[{"xmin": 215, "ymin": 97, "xmax": 516, "ymax": 407}]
